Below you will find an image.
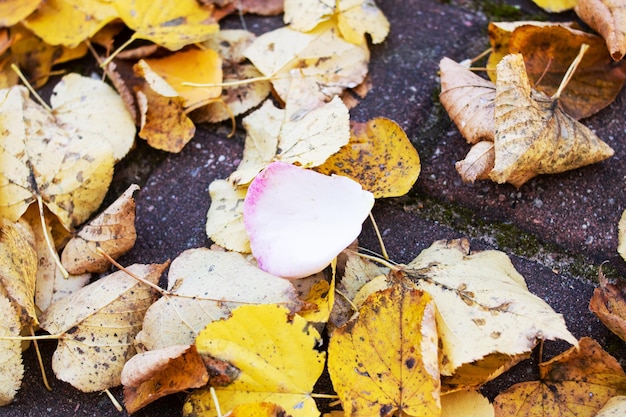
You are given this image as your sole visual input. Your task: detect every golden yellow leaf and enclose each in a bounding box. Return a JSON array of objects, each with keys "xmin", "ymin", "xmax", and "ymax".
[
  {"xmin": 441, "ymin": 390, "xmax": 494, "ymax": 417},
  {"xmin": 183, "ymin": 304, "xmax": 325, "ymax": 417},
  {"xmin": 244, "ymin": 21, "xmax": 369, "ymax": 102},
  {"xmin": 61, "ymin": 184, "xmax": 139, "ymax": 275},
  {"xmin": 0, "ymin": 0, "xmax": 41, "ymax": 27},
  {"xmin": 224, "ymin": 402, "xmax": 288, "ymax": 417},
  {"xmin": 455, "ymin": 141, "xmax": 495, "ymax": 183},
  {"xmin": 315, "ymin": 118, "xmax": 420, "ymax": 198},
  {"xmin": 0, "ymin": 293, "xmax": 23, "ymax": 406},
  {"xmin": 121, "ymin": 344, "xmax": 209, "ymax": 414},
  {"xmin": 296, "ymin": 264, "xmax": 336, "ymax": 324},
  {"xmin": 439, "ymin": 57, "xmax": 495, "ymax": 144},
  {"xmin": 205, "ymin": 180, "xmax": 250, "ymax": 253},
  {"xmin": 489, "ymin": 54, "xmax": 614, "ymax": 188},
  {"xmin": 0, "ymin": 86, "xmax": 115, "ymax": 229},
  {"xmin": 494, "ymin": 337, "xmax": 626, "ymax": 417},
  {"xmin": 619, "ymin": 209, "xmax": 626, "ymax": 261},
  {"xmin": 531, "ymin": 0, "xmax": 577, "ymax": 12},
  {"xmin": 22, "ymin": 0, "xmax": 118, "ymax": 47},
  {"xmin": 595, "ymin": 396, "xmax": 626, "ymax": 416},
  {"xmin": 135, "ymin": 248, "xmax": 303, "ymax": 351},
  {"xmin": 576, "ymin": 0, "xmax": 626, "ymax": 61},
  {"xmin": 328, "ymin": 284, "xmax": 441, "ymax": 416},
  {"xmin": 589, "ymin": 268, "xmax": 626, "ymax": 343},
  {"xmin": 112, "ymin": 0, "xmax": 218, "ymax": 51},
  {"xmin": 40, "ymin": 263, "xmax": 167, "ymax": 392}
]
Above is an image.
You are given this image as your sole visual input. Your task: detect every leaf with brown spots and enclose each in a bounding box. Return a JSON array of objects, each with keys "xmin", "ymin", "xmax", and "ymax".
[
  {"xmin": 494, "ymin": 337, "xmax": 626, "ymax": 417},
  {"xmin": 576, "ymin": 0, "xmax": 626, "ymax": 61},
  {"xmin": 589, "ymin": 267, "xmax": 626, "ymax": 343},
  {"xmin": 328, "ymin": 283, "xmax": 441, "ymax": 417}
]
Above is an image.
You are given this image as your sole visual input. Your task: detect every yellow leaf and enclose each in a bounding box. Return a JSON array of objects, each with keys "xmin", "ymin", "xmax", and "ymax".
[
  {"xmin": 184, "ymin": 304, "xmax": 325, "ymax": 417},
  {"xmin": 135, "ymin": 248, "xmax": 303, "ymax": 351},
  {"xmin": 0, "ymin": 0, "xmax": 41, "ymax": 27},
  {"xmin": 205, "ymin": 180, "xmax": 250, "ymax": 253},
  {"xmin": 113, "ymin": 0, "xmax": 219, "ymax": 51},
  {"xmin": 315, "ymin": 118, "xmax": 420, "ymax": 198},
  {"xmin": 441, "ymin": 390, "xmax": 494, "ymax": 417},
  {"xmin": 61, "ymin": 184, "xmax": 139, "ymax": 275},
  {"xmin": 40, "ymin": 263, "xmax": 167, "ymax": 392},
  {"xmin": 224, "ymin": 402, "xmax": 289, "ymax": 417},
  {"xmin": 296, "ymin": 263, "xmax": 336, "ymax": 324},
  {"xmin": 576, "ymin": 0, "xmax": 626, "ymax": 61},
  {"xmin": 494, "ymin": 337, "xmax": 626, "ymax": 416},
  {"xmin": 531, "ymin": 0, "xmax": 577, "ymax": 12},
  {"xmin": 328, "ymin": 284, "xmax": 441, "ymax": 417},
  {"xmin": 0, "ymin": 293, "xmax": 23, "ymax": 406}
]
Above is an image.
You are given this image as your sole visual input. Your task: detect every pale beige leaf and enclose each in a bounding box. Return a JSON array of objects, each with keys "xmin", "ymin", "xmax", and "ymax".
[
  {"xmin": 441, "ymin": 390, "xmax": 494, "ymax": 417},
  {"xmin": 61, "ymin": 184, "xmax": 139, "ymax": 274},
  {"xmin": 135, "ymin": 248, "xmax": 303, "ymax": 351},
  {"xmin": 439, "ymin": 57, "xmax": 495, "ymax": 144},
  {"xmin": 595, "ymin": 396, "xmax": 626, "ymax": 416},
  {"xmin": 618, "ymin": 209, "xmax": 626, "ymax": 261},
  {"xmin": 205, "ymin": 180, "xmax": 250, "ymax": 253},
  {"xmin": 0, "ymin": 294, "xmax": 24, "ymax": 406},
  {"xmin": 201, "ymin": 29, "xmax": 256, "ymax": 64},
  {"xmin": 455, "ymin": 141, "xmax": 495, "ymax": 183},
  {"xmin": 40, "ymin": 263, "xmax": 167, "ymax": 392},
  {"xmin": 576, "ymin": 0, "xmax": 626, "ymax": 61},
  {"xmin": 284, "ymin": 0, "xmax": 334, "ymax": 32}
]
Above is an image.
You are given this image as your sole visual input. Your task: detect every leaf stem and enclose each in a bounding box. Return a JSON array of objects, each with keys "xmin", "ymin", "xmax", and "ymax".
[
  {"xmin": 96, "ymin": 247, "xmax": 168, "ymax": 296},
  {"xmin": 103, "ymin": 389, "xmax": 124, "ymax": 412},
  {"xmin": 100, "ymin": 36, "xmax": 136, "ymax": 68},
  {"xmin": 30, "ymin": 326, "xmax": 52, "ymax": 391},
  {"xmin": 310, "ymin": 393, "xmax": 340, "ymax": 399},
  {"xmin": 551, "ymin": 43, "xmax": 589, "ymax": 100},
  {"xmin": 182, "ymin": 74, "xmax": 274, "ymax": 88},
  {"xmin": 10, "ymin": 64, "xmax": 52, "ymax": 112},
  {"xmin": 0, "ymin": 334, "xmax": 61, "ymax": 341},
  {"xmin": 210, "ymin": 387, "xmax": 223, "ymax": 417},
  {"xmin": 368, "ymin": 212, "xmax": 389, "ymax": 260},
  {"xmin": 36, "ymin": 195, "xmax": 69, "ymax": 279}
]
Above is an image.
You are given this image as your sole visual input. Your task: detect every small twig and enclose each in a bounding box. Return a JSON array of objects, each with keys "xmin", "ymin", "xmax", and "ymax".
[{"xmin": 103, "ymin": 389, "xmax": 124, "ymax": 412}]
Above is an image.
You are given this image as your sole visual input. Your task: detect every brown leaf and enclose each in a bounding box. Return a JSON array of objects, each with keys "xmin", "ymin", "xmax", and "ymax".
[
  {"xmin": 589, "ymin": 268, "xmax": 626, "ymax": 343},
  {"xmin": 576, "ymin": 0, "xmax": 626, "ymax": 61},
  {"xmin": 455, "ymin": 141, "xmax": 495, "ymax": 183},
  {"xmin": 489, "ymin": 54, "xmax": 614, "ymax": 188}
]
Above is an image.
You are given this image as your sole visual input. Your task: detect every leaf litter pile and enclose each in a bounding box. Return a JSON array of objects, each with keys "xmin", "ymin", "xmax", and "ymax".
[{"xmin": 0, "ymin": 0, "xmax": 626, "ymax": 416}]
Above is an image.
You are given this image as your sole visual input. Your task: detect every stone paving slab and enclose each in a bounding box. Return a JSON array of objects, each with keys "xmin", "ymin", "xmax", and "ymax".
[{"xmin": 5, "ymin": 0, "xmax": 626, "ymax": 415}]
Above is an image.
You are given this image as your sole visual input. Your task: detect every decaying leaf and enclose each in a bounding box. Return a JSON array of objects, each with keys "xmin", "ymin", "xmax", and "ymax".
[
  {"xmin": 205, "ymin": 180, "xmax": 250, "ymax": 253},
  {"xmin": 40, "ymin": 263, "xmax": 167, "ymax": 392},
  {"xmin": 439, "ymin": 57, "xmax": 495, "ymax": 144},
  {"xmin": 135, "ymin": 248, "xmax": 303, "ymax": 351},
  {"xmin": 589, "ymin": 268, "xmax": 626, "ymax": 343},
  {"xmin": 202, "ymin": 29, "xmax": 257, "ymax": 64},
  {"xmin": 576, "ymin": 0, "xmax": 626, "ymax": 61},
  {"xmin": 121, "ymin": 344, "xmax": 209, "ymax": 414},
  {"xmin": 441, "ymin": 390, "xmax": 494, "ymax": 417},
  {"xmin": 404, "ymin": 239, "xmax": 577, "ymax": 385},
  {"xmin": 494, "ymin": 337, "xmax": 626, "ymax": 416},
  {"xmin": 489, "ymin": 54, "xmax": 614, "ymax": 188},
  {"xmin": 455, "ymin": 141, "xmax": 495, "ymax": 183},
  {"xmin": 0, "ymin": 294, "xmax": 23, "ymax": 406},
  {"xmin": 595, "ymin": 396, "xmax": 626, "ymax": 416},
  {"xmin": 618, "ymin": 209, "xmax": 626, "ymax": 261},
  {"xmin": 61, "ymin": 184, "xmax": 139, "ymax": 274},
  {"xmin": 183, "ymin": 305, "xmax": 325, "ymax": 417},
  {"xmin": 315, "ymin": 118, "xmax": 421, "ymax": 198},
  {"xmin": 328, "ymin": 284, "xmax": 441, "ymax": 417}
]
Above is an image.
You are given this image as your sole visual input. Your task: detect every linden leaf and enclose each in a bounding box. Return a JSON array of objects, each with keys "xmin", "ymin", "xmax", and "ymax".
[
  {"xmin": 595, "ymin": 396, "xmax": 626, "ymax": 416},
  {"xmin": 494, "ymin": 337, "xmax": 626, "ymax": 417},
  {"xmin": 112, "ymin": 0, "xmax": 219, "ymax": 51},
  {"xmin": 244, "ymin": 162, "xmax": 374, "ymax": 279},
  {"xmin": 455, "ymin": 141, "xmax": 495, "ymax": 183},
  {"xmin": 244, "ymin": 21, "xmax": 369, "ymax": 102},
  {"xmin": 576, "ymin": 0, "xmax": 626, "ymax": 61},
  {"xmin": 619, "ymin": 209, "xmax": 626, "ymax": 261},
  {"xmin": 489, "ymin": 54, "xmax": 614, "ymax": 188},
  {"xmin": 404, "ymin": 239, "xmax": 577, "ymax": 384},
  {"xmin": 39, "ymin": 263, "xmax": 167, "ymax": 392},
  {"xmin": 135, "ymin": 248, "xmax": 303, "ymax": 351},
  {"xmin": 121, "ymin": 344, "xmax": 209, "ymax": 414},
  {"xmin": 205, "ymin": 180, "xmax": 250, "ymax": 253},
  {"xmin": 439, "ymin": 57, "xmax": 495, "ymax": 144},
  {"xmin": 183, "ymin": 305, "xmax": 325, "ymax": 417},
  {"xmin": 0, "ymin": 86, "xmax": 115, "ymax": 230},
  {"xmin": 0, "ymin": 0, "xmax": 41, "ymax": 27},
  {"xmin": 328, "ymin": 284, "xmax": 441, "ymax": 417},
  {"xmin": 315, "ymin": 118, "xmax": 421, "ymax": 198},
  {"xmin": 61, "ymin": 184, "xmax": 139, "ymax": 275},
  {"xmin": 0, "ymin": 293, "xmax": 23, "ymax": 406},
  {"xmin": 589, "ymin": 268, "xmax": 626, "ymax": 343},
  {"xmin": 441, "ymin": 390, "xmax": 494, "ymax": 417},
  {"xmin": 530, "ymin": 0, "xmax": 577, "ymax": 12}
]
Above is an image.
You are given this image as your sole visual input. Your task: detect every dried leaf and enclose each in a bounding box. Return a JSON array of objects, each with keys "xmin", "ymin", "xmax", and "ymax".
[
  {"xmin": 441, "ymin": 390, "xmax": 494, "ymax": 417},
  {"xmin": 619, "ymin": 209, "xmax": 626, "ymax": 261},
  {"xmin": 0, "ymin": 294, "xmax": 23, "ymax": 406},
  {"xmin": 576, "ymin": 0, "xmax": 626, "ymax": 61},
  {"xmin": 494, "ymin": 337, "xmax": 626, "ymax": 416},
  {"xmin": 489, "ymin": 54, "xmax": 614, "ymax": 188},
  {"xmin": 439, "ymin": 57, "xmax": 495, "ymax": 144},
  {"xmin": 183, "ymin": 305, "xmax": 325, "ymax": 417},
  {"xmin": 0, "ymin": 0, "xmax": 41, "ymax": 27},
  {"xmin": 455, "ymin": 141, "xmax": 495, "ymax": 183},
  {"xmin": 315, "ymin": 118, "xmax": 421, "ymax": 198},
  {"xmin": 224, "ymin": 402, "xmax": 288, "ymax": 417},
  {"xmin": 589, "ymin": 268, "xmax": 626, "ymax": 343},
  {"xmin": 205, "ymin": 180, "xmax": 250, "ymax": 253},
  {"xmin": 61, "ymin": 184, "xmax": 139, "ymax": 275},
  {"xmin": 121, "ymin": 344, "xmax": 209, "ymax": 414},
  {"xmin": 202, "ymin": 29, "xmax": 256, "ymax": 64},
  {"xmin": 328, "ymin": 284, "xmax": 441, "ymax": 416},
  {"xmin": 135, "ymin": 248, "xmax": 303, "ymax": 351},
  {"xmin": 595, "ymin": 396, "xmax": 626, "ymax": 416},
  {"xmin": 40, "ymin": 263, "xmax": 167, "ymax": 392}
]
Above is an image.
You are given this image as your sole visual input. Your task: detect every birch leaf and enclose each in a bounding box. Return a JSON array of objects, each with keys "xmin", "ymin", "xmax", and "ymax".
[
  {"xmin": 0, "ymin": 294, "xmax": 23, "ymax": 406},
  {"xmin": 40, "ymin": 263, "xmax": 167, "ymax": 392},
  {"xmin": 576, "ymin": 0, "xmax": 626, "ymax": 61},
  {"xmin": 135, "ymin": 248, "xmax": 303, "ymax": 351},
  {"xmin": 183, "ymin": 305, "xmax": 325, "ymax": 417},
  {"xmin": 205, "ymin": 180, "xmax": 250, "ymax": 253}
]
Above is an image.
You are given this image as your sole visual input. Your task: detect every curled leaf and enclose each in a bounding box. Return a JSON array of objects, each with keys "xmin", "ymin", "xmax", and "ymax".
[
  {"xmin": 455, "ymin": 141, "xmax": 495, "ymax": 183},
  {"xmin": 576, "ymin": 0, "xmax": 626, "ymax": 61},
  {"xmin": 589, "ymin": 268, "xmax": 626, "ymax": 343}
]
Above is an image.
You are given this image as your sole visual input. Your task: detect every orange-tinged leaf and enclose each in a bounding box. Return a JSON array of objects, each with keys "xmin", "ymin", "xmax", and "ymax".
[
  {"xmin": 328, "ymin": 284, "xmax": 441, "ymax": 417},
  {"xmin": 576, "ymin": 0, "xmax": 626, "ymax": 61},
  {"xmin": 121, "ymin": 344, "xmax": 209, "ymax": 414},
  {"xmin": 494, "ymin": 337, "xmax": 626, "ymax": 417},
  {"xmin": 315, "ymin": 118, "xmax": 420, "ymax": 198},
  {"xmin": 589, "ymin": 268, "xmax": 626, "ymax": 343}
]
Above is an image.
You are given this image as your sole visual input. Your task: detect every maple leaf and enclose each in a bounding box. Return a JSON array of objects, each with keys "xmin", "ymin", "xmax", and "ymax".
[
  {"xmin": 328, "ymin": 283, "xmax": 441, "ymax": 416},
  {"xmin": 183, "ymin": 304, "xmax": 325, "ymax": 417},
  {"xmin": 576, "ymin": 0, "xmax": 626, "ymax": 61}
]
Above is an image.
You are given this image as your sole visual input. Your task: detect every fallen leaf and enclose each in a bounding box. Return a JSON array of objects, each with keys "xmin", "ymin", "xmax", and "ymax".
[
  {"xmin": 439, "ymin": 57, "xmax": 495, "ymax": 144},
  {"xmin": 296, "ymin": 264, "xmax": 336, "ymax": 324},
  {"xmin": 205, "ymin": 180, "xmax": 250, "ymax": 253},
  {"xmin": 244, "ymin": 162, "xmax": 374, "ymax": 279},
  {"xmin": 489, "ymin": 53, "xmax": 614, "ymax": 188},
  {"xmin": 0, "ymin": 0, "xmax": 41, "ymax": 27},
  {"xmin": 315, "ymin": 118, "xmax": 421, "ymax": 198},
  {"xmin": 244, "ymin": 21, "xmax": 369, "ymax": 102},
  {"xmin": 595, "ymin": 396, "xmax": 626, "ymax": 416},
  {"xmin": 135, "ymin": 248, "xmax": 303, "ymax": 351},
  {"xmin": 530, "ymin": 0, "xmax": 577, "ymax": 12},
  {"xmin": 112, "ymin": 0, "xmax": 219, "ymax": 51},
  {"xmin": 576, "ymin": 0, "xmax": 626, "ymax": 61},
  {"xmin": 40, "ymin": 263, "xmax": 167, "ymax": 392},
  {"xmin": 494, "ymin": 337, "xmax": 626, "ymax": 417},
  {"xmin": 455, "ymin": 141, "xmax": 495, "ymax": 183},
  {"xmin": 224, "ymin": 402, "xmax": 288, "ymax": 417},
  {"xmin": 328, "ymin": 284, "xmax": 441, "ymax": 416},
  {"xmin": 441, "ymin": 390, "xmax": 494, "ymax": 417},
  {"xmin": 404, "ymin": 239, "xmax": 577, "ymax": 384},
  {"xmin": 202, "ymin": 29, "xmax": 256, "ymax": 64},
  {"xmin": 236, "ymin": 0, "xmax": 284, "ymax": 15},
  {"xmin": 183, "ymin": 304, "xmax": 325, "ymax": 417},
  {"xmin": 0, "ymin": 293, "xmax": 23, "ymax": 406},
  {"xmin": 61, "ymin": 184, "xmax": 139, "ymax": 275},
  {"xmin": 619, "ymin": 209, "xmax": 626, "ymax": 261},
  {"xmin": 121, "ymin": 344, "xmax": 209, "ymax": 414},
  {"xmin": 589, "ymin": 267, "xmax": 626, "ymax": 343}
]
